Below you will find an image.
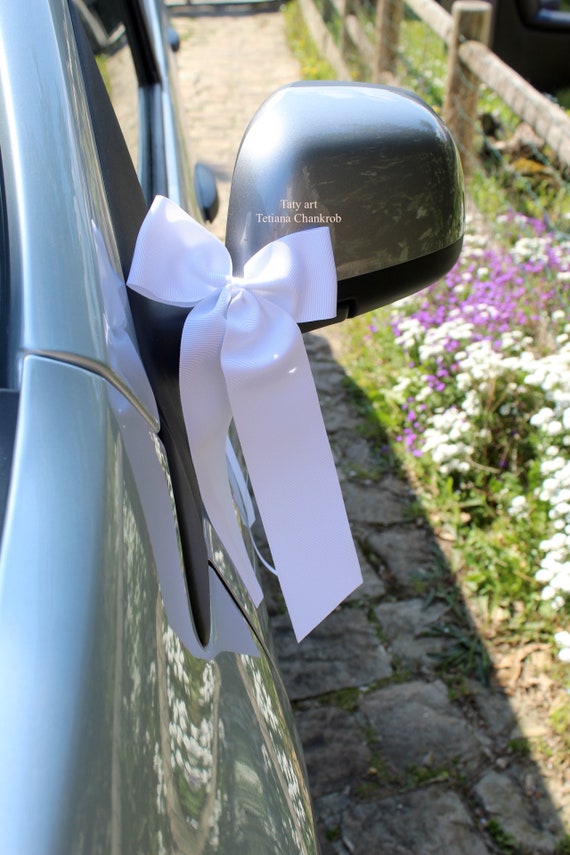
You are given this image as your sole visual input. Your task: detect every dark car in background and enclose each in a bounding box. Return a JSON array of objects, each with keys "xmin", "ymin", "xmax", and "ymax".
[
  {"xmin": 440, "ymin": 0, "xmax": 570, "ymax": 91},
  {"xmin": 488, "ymin": 0, "xmax": 570, "ymax": 91}
]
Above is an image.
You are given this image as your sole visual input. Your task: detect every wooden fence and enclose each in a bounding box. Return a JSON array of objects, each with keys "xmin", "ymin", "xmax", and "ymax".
[{"xmin": 298, "ymin": 0, "xmax": 570, "ymax": 173}]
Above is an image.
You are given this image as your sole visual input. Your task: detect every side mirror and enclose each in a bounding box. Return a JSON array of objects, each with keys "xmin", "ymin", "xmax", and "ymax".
[{"xmin": 226, "ymin": 82, "xmax": 464, "ymax": 327}]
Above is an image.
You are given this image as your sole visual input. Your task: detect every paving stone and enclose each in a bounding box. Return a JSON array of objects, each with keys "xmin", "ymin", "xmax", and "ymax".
[
  {"xmin": 341, "ymin": 479, "xmax": 412, "ymax": 526},
  {"xmin": 466, "ymin": 679, "xmax": 518, "ymax": 741},
  {"xmin": 294, "ymin": 705, "xmax": 371, "ymax": 798},
  {"xmin": 374, "ymin": 598, "xmax": 449, "ymax": 670},
  {"xmin": 335, "ymin": 436, "xmax": 386, "ymax": 478},
  {"xmin": 475, "ymin": 770, "xmax": 558, "ymax": 854},
  {"xmin": 361, "ymin": 680, "xmax": 486, "ymax": 771},
  {"xmin": 303, "ymin": 331, "xmax": 331, "ymax": 357},
  {"xmin": 337, "ymin": 787, "xmax": 491, "ymax": 855},
  {"xmin": 308, "ymin": 359, "xmax": 347, "ymax": 396},
  {"xmin": 272, "ymin": 607, "xmax": 393, "ymax": 700},
  {"xmin": 365, "ymin": 525, "xmax": 436, "ymax": 590},
  {"xmin": 347, "ymin": 547, "xmax": 386, "ymax": 604},
  {"xmin": 320, "ymin": 399, "xmax": 363, "ymax": 436},
  {"xmin": 312, "ymin": 791, "xmax": 352, "ymax": 854}
]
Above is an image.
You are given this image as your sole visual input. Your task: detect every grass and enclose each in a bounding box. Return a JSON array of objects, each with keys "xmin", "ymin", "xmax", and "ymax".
[
  {"xmin": 555, "ymin": 837, "xmax": 570, "ymax": 855},
  {"xmin": 283, "ymin": 0, "xmax": 570, "ymax": 656},
  {"xmin": 486, "ymin": 819, "xmax": 517, "ymax": 854},
  {"xmin": 283, "ymin": 0, "xmax": 336, "ymax": 80},
  {"xmin": 341, "ymin": 289, "xmax": 570, "ymax": 655}
]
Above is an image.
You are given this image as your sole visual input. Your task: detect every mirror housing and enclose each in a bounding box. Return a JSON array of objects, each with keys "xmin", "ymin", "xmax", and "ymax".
[{"xmin": 226, "ymin": 82, "xmax": 464, "ymax": 327}]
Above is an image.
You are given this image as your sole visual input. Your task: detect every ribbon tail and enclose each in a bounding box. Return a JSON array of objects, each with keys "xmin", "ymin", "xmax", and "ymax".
[
  {"xmin": 222, "ymin": 293, "xmax": 363, "ymax": 642},
  {"xmin": 226, "ymin": 437, "xmax": 256, "ymax": 529},
  {"xmin": 179, "ymin": 304, "xmax": 264, "ymax": 607}
]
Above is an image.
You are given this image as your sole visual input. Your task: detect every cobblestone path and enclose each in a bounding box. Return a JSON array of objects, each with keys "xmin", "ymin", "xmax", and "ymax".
[{"xmin": 170, "ymin": 5, "xmax": 569, "ymax": 851}]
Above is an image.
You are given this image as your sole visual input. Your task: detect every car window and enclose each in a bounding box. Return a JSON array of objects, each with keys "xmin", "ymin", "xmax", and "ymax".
[{"xmin": 73, "ymin": 1, "xmax": 140, "ymax": 175}]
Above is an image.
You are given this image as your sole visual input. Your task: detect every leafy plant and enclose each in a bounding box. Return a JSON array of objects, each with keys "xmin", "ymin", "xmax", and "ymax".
[
  {"xmin": 424, "ymin": 622, "xmax": 493, "ymax": 685},
  {"xmin": 284, "ymin": 0, "xmax": 570, "ymax": 664},
  {"xmin": 283, "ymin": 0, "xmax": 336, "ymax": 80},
  {"xmin": 342, "ymin": 214, "xmax": 570, "ymax": 659},
  {"xmin": 555, "ymin": 835, "xmax": 570, "ymax": 855},
  {"xmin": 486, "ymin": 819, "xmax": 517, "ymax": 854}
]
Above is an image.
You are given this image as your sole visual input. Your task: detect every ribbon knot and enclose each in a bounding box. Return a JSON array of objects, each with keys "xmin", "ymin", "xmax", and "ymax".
[{"xmin": 127, "ymin": 196, "xmax": 362, "ymax": 641}]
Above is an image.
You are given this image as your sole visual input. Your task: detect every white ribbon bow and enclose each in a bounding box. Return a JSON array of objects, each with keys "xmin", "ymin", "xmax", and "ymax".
[{"xmin": 127, "ymin": 196, "xmax": 362, "ymax": 641}]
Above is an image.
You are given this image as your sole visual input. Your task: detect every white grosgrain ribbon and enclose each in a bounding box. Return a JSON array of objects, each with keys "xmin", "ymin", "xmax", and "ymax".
[{"xmin": 127, "ymin": 196, "xmax": 362, "ymax": 641}]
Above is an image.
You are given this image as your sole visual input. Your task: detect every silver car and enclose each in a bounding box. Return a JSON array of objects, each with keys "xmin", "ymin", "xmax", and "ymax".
[{"xmin": 0, "ymin": 0, "xmax": 464, "ymax": 851}]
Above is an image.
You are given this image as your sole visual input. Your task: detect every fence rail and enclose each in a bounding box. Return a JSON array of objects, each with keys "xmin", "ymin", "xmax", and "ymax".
[{"xmin": 298, "ymin": 0, "xmax": 570, "ymax": 177}]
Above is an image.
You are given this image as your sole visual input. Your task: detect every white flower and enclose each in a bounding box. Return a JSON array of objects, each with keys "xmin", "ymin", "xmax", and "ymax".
[
  {"xmin": 417, "ymin": 319, "xmax": 474, "ymax": 361},
  {"xmin": 422, "ymin": 407, "xmax": 474, "ymax": 475},
  {"xmin": 507, "ymin": 495, "xmax": 528, "ymax": 518},
  {"xmin": 392, "ymin": 376, "xmax": 413, "ymax": 402},
  {"xmin": 554, "ymin": 630, "xmax": 570, "ymax": 648},
  {"xmin": 531, "ymin": 407, "xmax": 555, "ymax": 428},
  {"xmin": 394, "ymin": 316, "xmax": 423, "ymax": 350}
]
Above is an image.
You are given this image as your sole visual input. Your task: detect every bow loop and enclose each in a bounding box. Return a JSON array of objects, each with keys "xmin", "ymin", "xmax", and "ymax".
[
  {"xmin": 241, "ymin": 228, "xmax": 338, "ymax": 323},
  {"xmin": 128, "ymin": 195, "xmax": 232, "ymax": 306},
  {"xmin": 127, "ymin": 196, "xmax": 362, "ymax": 641}
]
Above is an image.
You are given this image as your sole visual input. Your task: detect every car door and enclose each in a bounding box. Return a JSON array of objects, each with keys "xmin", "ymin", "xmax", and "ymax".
[{"xmin": 0, "ymin": 1, "xmax": 319, "ymax": 851}]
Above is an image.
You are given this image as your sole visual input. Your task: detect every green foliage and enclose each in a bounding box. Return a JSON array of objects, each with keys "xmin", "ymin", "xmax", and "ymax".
[
  {"xmin": 338, "ymin": 217, "xmax": 570, "ymax": 656},
  {"xmin": 284, "ymin": 0, "xmax": 570, "ymax": 667},
  {"xmin": 283, "ymin": 0, "xmax": 336, "ymax": 80},
  {"xmin": 320, "ymin": 686, "xmax": 361, "ymax": 712},
  {"xmin": 486, "ymin": 819, "xmax": 517, "ymax": 853},
  {"xmin": 549, "ymin": 696, "xmax": 570, "ymax": 750},
  {"xmin": 555, "ymin": 835, "xmax": 570, "ymax": 855},
  {"xmin": 396, "ymin": 18, "xmax": 447, "ymax": 108},
  {"xmin": 507, "ymin": 737, "xmax": 531, "ymax": 756},
  {"xmin": 424, "ymin": 622, "xmax": 493, "ymax": 685},
  {"xmin": 404, "ymin": 763, "xmax": 450, "ymax": 786},
  {"xmin": 95, "ymin": 54, "xmax": 111, "ymax": 93},
  {"xmin": 556, "ymin": 88, "xmax": 570, "ymax": 111}
]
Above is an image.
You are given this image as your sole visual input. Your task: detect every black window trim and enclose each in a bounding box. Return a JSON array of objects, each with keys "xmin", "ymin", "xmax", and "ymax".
[{"xmin": 69, "ymin": 0, "xmax": 212, "ymax": 645}]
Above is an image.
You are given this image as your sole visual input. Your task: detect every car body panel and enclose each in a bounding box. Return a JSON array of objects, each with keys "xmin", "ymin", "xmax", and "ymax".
[
  {"xmin": 0, "ymin": 354, "xmax": 317, "ymax": 853},
  {"xmin": 0, "ymin": 1, "xmax": 320, "ymax": 851}
]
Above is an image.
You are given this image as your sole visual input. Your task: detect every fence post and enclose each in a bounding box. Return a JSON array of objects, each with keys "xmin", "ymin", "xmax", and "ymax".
[
  {"xmin": 373, "ymin": 0, "xmax": 403, "ymax": 82},
  {"xmin": 443, "ymin": 0, "xmax": 492, "ymax": 172}
]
